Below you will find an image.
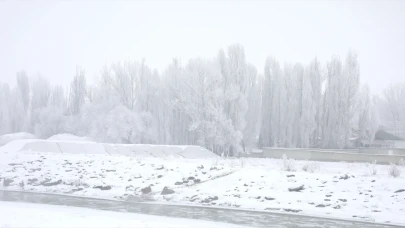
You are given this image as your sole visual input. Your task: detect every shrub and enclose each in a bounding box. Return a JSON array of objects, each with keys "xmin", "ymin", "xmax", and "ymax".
[
  {"xmin": 282, "ymin": 154, "xmax": 296, "ymax": 172},
  {"xmin": 388, "ymin": 163, "xmax": 401, "ymax": 178},
  {"xmin": 368, "ymin": 160, "xmax": 378, "ymax": 176},
  {"xmin": 399, "ymin": 158, "xmax": 405, "ymax": 167},
  {"xmin": 302, "ymin": 162, "xmax": 320, "ymax": 173}
]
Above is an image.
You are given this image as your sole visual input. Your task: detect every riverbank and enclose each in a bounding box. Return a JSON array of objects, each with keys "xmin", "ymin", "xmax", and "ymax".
[{"xmin": 1, "ymin": 149, "xmax": 404, "ymax": 225}]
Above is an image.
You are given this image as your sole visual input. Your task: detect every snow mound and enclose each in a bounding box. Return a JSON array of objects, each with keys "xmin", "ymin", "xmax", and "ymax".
[
  {"xmin": 0, "ymin": 139, "xmax": 39, "ymax": 153},
  {"xmin": 47, "ymin": 133, "xmax": 93, "ymax": 142},
  {"xmin": 105, "ymin": 144, "xmax": 217, "ymax": 158},
  {"xmin": 0, "ymin": 132, "xmax": 37, "ymax": 146},
  {"xmin": 1, "ymin": 139, "xmax": 217, "ymax": 158}
]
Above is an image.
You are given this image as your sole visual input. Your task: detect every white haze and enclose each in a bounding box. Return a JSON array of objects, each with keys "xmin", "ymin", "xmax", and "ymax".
[
  {"xmin": 0, "ymin": 0, "xmax": 405, "ymax": 155},
  {"xmin": 0, "ymin": 0, "xmax": 405, "ymax": 93}
]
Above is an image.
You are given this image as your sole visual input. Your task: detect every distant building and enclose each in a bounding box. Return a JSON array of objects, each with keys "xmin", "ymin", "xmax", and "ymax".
[{"xmin": 362, "ymin": 129, "xmax": 405, "ymax": 148}]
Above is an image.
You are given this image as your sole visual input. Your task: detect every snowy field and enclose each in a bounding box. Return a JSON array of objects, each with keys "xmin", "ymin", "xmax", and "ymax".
[
  {"xmin": 0, "ymin": 140, "xmax": 405, "ymax": 225},
  {"xmin": 0, "ymin": 201, "xmax": 250, "ymax": 228}
]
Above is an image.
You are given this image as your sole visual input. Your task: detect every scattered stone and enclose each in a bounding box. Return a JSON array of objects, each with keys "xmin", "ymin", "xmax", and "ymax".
[
  {"xmin": 202, "ymin": 171, "xmax": 207, "ymax": 174},
  {"xmin": 265, "ymin": 208, "xmax": 281, "ymax": 211},
  {"xmin": 339, "ymin": 199, "xmax": 347, "ymax": 202},
  {"xmin": 333, "ymin": 205, "xmax": 341, "ymax": 209},
  {"xmin": 324, "ymin": 199, "xmax": 331, "ymax": 201},
  {"xmin": 339, "ymin": 174, "xmax": 350, "ymax": 180},
  {"xmin": 194, "ymin": 179, "xmax": 201, "ymax": 183},
  {"xmin": 161, "ymin": 187, "xmax": 175, "ymax": 195},
  {"xmin": 187, "ymin": 176, "xmax": 195, "ymax": 181},
  {"xmin": 29, "ymin": 168, "xmax": 41, "ymax": 172},
  {"xmin": 371, "ymin": 180, "xmax": 375, "ymax": 182},
  {"xmin": 283, "ymin": 208, "xmax": 301, "ymax": 213},
  {"xmin": 141, "ymin": 186, "xmax": 152, "ymax": 194},
  {"xmin": 286, "ymin": 175, "xmax": 295, "ymax": 178},
  {"xmin": 27, "ymin": 178, "xmax": 38, "ymax": 185},
  {"xmin": 265, "ymin": 197, "xmax": 275, "ymax": 201},
  {"xmin": 288, "ymin": 185, "xmax": 304, "ymax": 192},
  {"xmin": 71, "ymin": 188, "xmax": 83, "ymax": 192},
  {"xmin": 19, "ymin": 181, "xmax": 24, "ymax": 188},
  {"xmin": 197, "ymin": 165, "xmax": 204, "ymax": 169},
  {"xmin": 316, "ymin": 204, "xmax": 326, "ymax": 208},
  {"xmin": 175, "ymin": 181, "xmax": 183, "ymax": 185},
  {"xmin": 201, "ymin": 196, "xmax": 219, "ymax": 203},
  {"xmin": 8, "ymin": 163, "xmax": 22, "ymax": 166},
  {"xmin": 42, "ymin": 180, "xmax": 62, "ymax": 186},
  {"xmin": 93, "ymin": 185, "xmax": 112, "ymax": 190},
  {"xmin": 255, "ymin": 196, "xmax": 261, "ymax": 199},
  {"xmin": 157, "ymin": 175, "xmax": 163, "ymax": 178},
  {"xmin": 244, "ymin": 183, "xmax": 248, "ymax": 187},
  {"xmin": 106, "ymin": 169, "xmax": 116, "ymax": 172},
  {"xmin": 394, "ymin": 189, "xmax": 405, "ymax": 193}
]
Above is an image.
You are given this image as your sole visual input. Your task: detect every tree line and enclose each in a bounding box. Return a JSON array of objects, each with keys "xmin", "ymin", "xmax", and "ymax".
[{"xmin": 0, "ymin": 44, "xmax": 403, "ymax": 155}]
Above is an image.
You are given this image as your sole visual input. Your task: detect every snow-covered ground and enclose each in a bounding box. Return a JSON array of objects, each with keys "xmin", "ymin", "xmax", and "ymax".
[
  {"xmin": 0, "ymin": 141, "xmax": 404, "ymax": 225},
  {"xmin": 0, "ymin": 201, "xmax": 250, "ymax": 228}
]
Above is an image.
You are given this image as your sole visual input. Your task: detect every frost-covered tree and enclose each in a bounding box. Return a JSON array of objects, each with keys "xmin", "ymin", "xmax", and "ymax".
[
  {"xmin": 8, "ymin": 88, "xmax": 26, "ymax": 133},
  {"xmin": 307, "ymin": 59, "xmax": 323, "ymax": 146},
  {"xmin": 342, "ymin": 51, "xmax": 360, "ymax": 146},
  {"xmin": 67, "ymin": 67, "xmax": 87, "ymax": 115},
  {"xmin": 259, "ymin": 57, "xmax": 279, "ymax": 147},
  {"xmin": 16, "ymin": 71, "xmax": 30, "ymax": 113},
  {"xmin": 300, "ymin": 65, "xmax": 316, "ymax": 148},
  {"xmin": 48, "ymin": 85, "xmax": 66, "ymax": 110},
  {"xmin": 382, "ymin": 82, "xmax": 405, "ymax": 136},
  {"xmin": 322, "ymin": 53, "xmax": 360, "ymax": 149},
  {"xmin": 0, "ymin": 83, "xmax": 11, "ymax": 134},
  {"xmin": 322, "ymin": 56, "xmax": 343, "ymax": 148},
  {"xmin": 242, "ymin": 64, "xmax": 262, "ymax": 151},
  {"xmin": 358, "ymin": 85, "xmax": 380, "ymax": 145}
]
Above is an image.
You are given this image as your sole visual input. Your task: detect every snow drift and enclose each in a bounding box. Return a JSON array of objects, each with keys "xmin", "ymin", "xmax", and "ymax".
[
  {"xmin": 0, "ymin": 132, "xmax": 37, "ymax": 146},
  {"xmin": 0, "ymin": 139, "xmax": 217, "ymax": 159},
  {"xmin": 47, "ymin": 133, "xmax": 93, "ymax": 142}
]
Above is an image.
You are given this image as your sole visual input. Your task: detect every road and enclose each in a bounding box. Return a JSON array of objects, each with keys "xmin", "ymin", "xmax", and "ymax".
[{"xmin": 0, "ymin": 190, "xmax": 400, "ymax": 228}]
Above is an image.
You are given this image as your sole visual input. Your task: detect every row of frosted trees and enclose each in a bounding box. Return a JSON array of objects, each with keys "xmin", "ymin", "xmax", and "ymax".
[{"xmin": 0, "ymin": 44, "xmax": 393, "ymax": 155}]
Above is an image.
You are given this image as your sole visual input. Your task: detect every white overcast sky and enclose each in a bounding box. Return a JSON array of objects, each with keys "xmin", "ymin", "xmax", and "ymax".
[{"xmin": 0, "ymin": 0, "xmax": 404, "ymax": 93}]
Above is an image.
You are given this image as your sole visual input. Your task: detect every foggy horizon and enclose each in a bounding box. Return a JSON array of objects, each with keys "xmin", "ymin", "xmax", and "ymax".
[
  {"xmin": 1, "ymin": 1, "xmax": 405, "ymax": 226},
  {"xmin": 1, "ymin": 0, "xmax": 405, "ymax": 93}
]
